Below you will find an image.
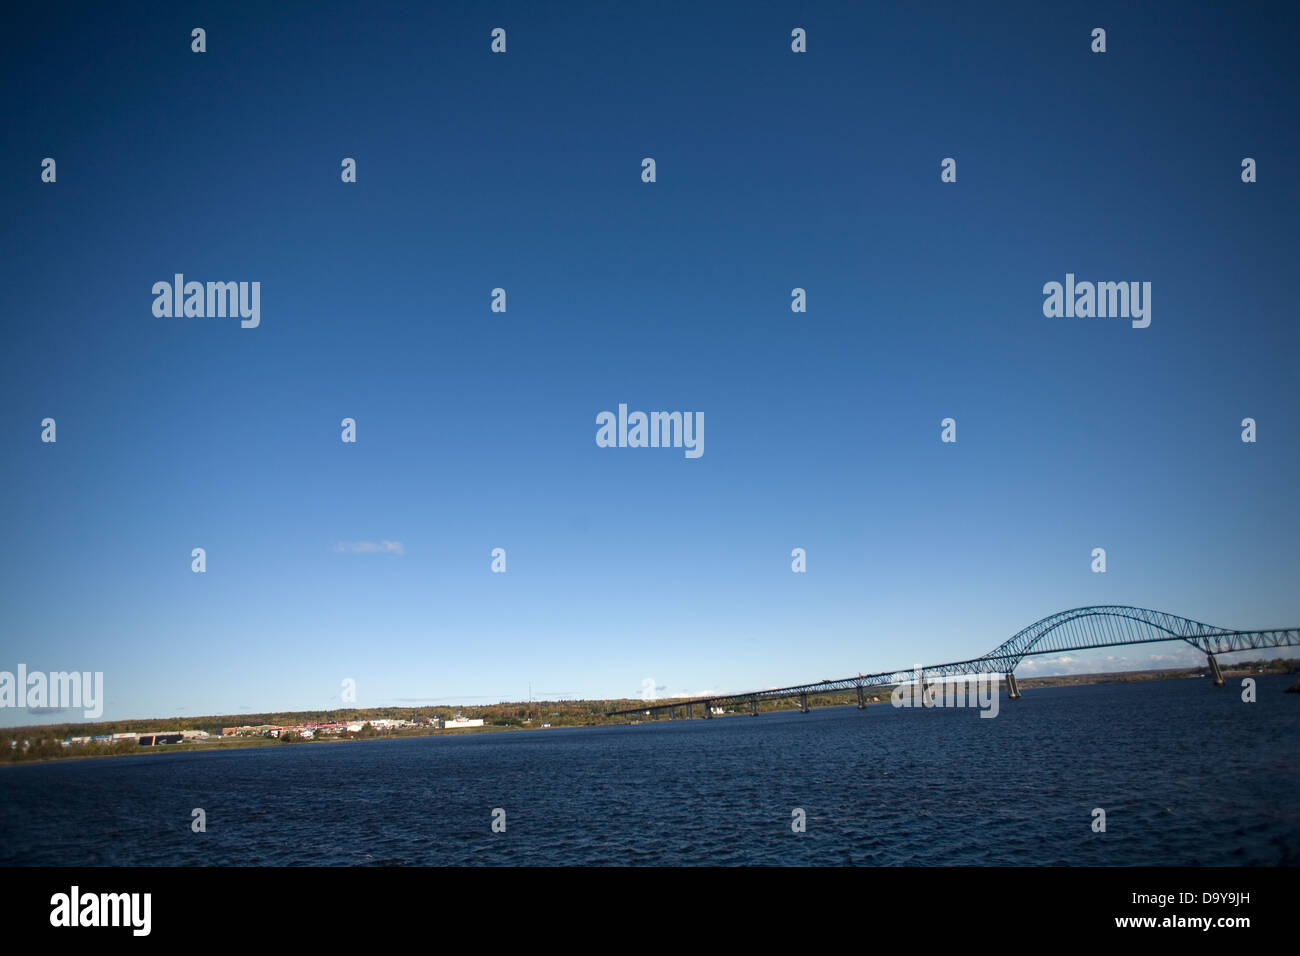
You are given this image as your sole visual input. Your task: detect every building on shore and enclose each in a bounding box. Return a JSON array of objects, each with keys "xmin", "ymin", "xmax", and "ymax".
[{"xmin": 439, "ymin": 716, "xmax": 485, "ymax": 729}]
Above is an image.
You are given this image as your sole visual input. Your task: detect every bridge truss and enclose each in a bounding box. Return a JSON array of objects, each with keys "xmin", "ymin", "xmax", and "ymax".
[{"xmin": 605, "ymin": 605, "xmax": 1300, "ymax": 718}]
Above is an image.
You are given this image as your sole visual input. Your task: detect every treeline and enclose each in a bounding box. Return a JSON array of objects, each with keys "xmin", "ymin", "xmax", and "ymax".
[
  {"xmin": 3, "ymin": 737, "xmax": 138, "ymax": 764},
  {"xmin": 1, "ymin": 698, "xmax": 652, "ymax": 745}
]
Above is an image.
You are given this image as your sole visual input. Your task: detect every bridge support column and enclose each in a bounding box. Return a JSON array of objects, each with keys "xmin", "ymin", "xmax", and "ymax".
[
  {"xmin": 799, "ymin": 692, "xmax": 810, "ymax": 713},
  {"xmin": 703, "ymin": 700, "xmax": 712, "ymax": 719},
  {"xmin": 750, "ymin": 697, "xmax": 758, "ymax": 716},
  {"xmin": 1207, "ymin": 654, "xmax": 1225, "ymax": 687},
  {"xmin": 1006, "ymin": 672, "xmax": 1020, "ymax": 700},
  {"xmin": 856, "ymin": 686, "xmax": 866, "ymax": 709},
  {"xmin": 686, "ymin": 702, "xmax": 693, "ymax": 719}
]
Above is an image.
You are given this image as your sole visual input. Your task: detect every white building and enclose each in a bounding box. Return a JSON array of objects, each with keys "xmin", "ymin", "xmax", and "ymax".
[{"xmin": 439, "ymin": 717, "xmax": 485, "ymax": 729}]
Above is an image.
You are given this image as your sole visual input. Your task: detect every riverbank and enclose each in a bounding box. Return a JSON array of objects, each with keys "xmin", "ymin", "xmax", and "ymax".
[{"xmin": 5, "ymin": 659, "xmax": 1295, "ymax": 766}]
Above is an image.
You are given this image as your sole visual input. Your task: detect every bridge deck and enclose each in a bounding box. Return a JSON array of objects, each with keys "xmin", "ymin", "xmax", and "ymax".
[{"xmin": 605, "ymin": 609, "xmax": 1300, "ymax": 717}]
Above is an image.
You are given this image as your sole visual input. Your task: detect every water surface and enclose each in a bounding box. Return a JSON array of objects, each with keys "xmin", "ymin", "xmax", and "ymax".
[{"xmin": 2, "ymin": 676, "xmax": 1297, "ymax": 865}]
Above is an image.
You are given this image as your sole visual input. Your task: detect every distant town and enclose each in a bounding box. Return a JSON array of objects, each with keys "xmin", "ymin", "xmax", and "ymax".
[
  {"xmin": 58, "ymin": 714, "xmax": 487, "ymax": 748},
  {"xmin": 1, "ymin": 698, "xmax": 619, "ymax": 763}
]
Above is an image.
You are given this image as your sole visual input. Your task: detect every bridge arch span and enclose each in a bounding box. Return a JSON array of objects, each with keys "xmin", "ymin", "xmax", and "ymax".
[{"xmin": 980, "ymin": 605, "xmax": 1232, "ymax": 671}]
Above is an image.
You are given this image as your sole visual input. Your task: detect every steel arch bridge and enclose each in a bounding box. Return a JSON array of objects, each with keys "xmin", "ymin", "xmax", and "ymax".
[{"xmin": 606, "ymin": 605, "xmax": 1300, "ymax": 718}]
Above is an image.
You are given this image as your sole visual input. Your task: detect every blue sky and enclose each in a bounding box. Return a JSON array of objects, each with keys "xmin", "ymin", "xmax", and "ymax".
[{"xmin": 2, "ymin": 1, "xmax": 1298, "ymax": 724}]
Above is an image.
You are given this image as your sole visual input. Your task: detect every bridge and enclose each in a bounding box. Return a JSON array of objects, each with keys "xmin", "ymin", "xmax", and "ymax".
[{"xmin": 606, "ymin": 605, "xmax": 1300, "ymax": 719}]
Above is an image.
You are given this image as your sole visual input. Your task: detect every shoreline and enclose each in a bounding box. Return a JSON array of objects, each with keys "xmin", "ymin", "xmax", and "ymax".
[
  {"xmin": 4, "ymin": 663, "xmax": 1294, "ymax": 767},
  {"xmin": 0, "ymin": 723, "xmax": 525, "ymax": 768}
]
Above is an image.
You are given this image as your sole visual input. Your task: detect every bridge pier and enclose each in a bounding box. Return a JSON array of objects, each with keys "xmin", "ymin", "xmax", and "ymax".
[
  {"xmin": 750, "ymin": 697, "xmax": 759, "ymax": 716},
  {"xmin": 1006, "ymin": 671, "xmax": 1020, "ymax": 700},
  {"xmin": 1207, "ymin": 654, "xmax": 1225, "ymax": 687},
  {"xmin": 856, "ymin": 685, "xmax": 866, "ymax": 709},
  {"xmin": 702, "ymin": 700, "xmax": 712, "ymax": 719},
  {"xmin": 686, "ymin": 702, "xmax": 693, "ymax": 719},
  {"xmin": 799, "ymin": 692, "xmax": 810, "ymax": 713}
]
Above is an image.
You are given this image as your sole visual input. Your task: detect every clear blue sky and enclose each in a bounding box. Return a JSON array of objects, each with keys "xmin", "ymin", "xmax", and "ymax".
[{"xmin": 2, "ymin": 1, "xmax": 1298, "ymax": 724}]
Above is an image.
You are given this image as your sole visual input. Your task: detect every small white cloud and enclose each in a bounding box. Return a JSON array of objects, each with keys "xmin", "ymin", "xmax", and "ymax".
[{"xmin": 334, "ymin": 540, "xmax": 405, "ymax": 555}]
